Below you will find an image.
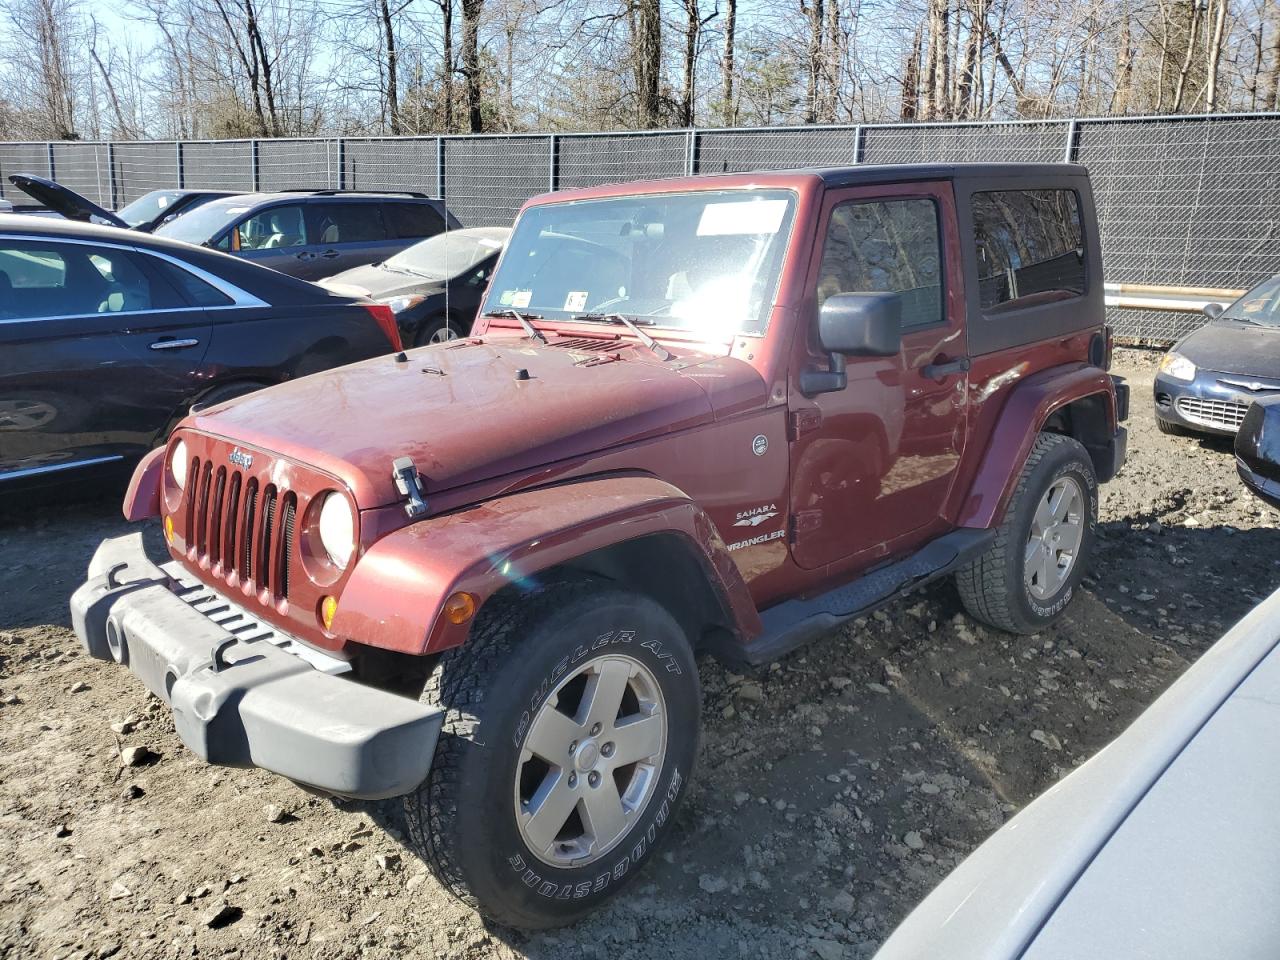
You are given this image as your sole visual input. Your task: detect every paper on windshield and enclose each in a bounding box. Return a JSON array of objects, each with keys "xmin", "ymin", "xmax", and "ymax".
[{"xmin": 696, "ymin": 199, "xmax": 788, "ymax": 236}]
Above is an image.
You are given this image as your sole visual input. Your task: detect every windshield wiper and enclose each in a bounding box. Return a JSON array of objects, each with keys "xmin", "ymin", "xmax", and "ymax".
[
  {"xmin": 573, "ymin": 313, "xmax": 672, "ymax": 361},
  {"xmin": 485, "ymin": 308, "xmax": 547, "ymax": 343}
]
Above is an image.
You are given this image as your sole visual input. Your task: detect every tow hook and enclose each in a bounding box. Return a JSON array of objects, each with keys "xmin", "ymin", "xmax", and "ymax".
[{"xmin": 392, "ymin": 457, "xmax": 429, "ymax": 518}]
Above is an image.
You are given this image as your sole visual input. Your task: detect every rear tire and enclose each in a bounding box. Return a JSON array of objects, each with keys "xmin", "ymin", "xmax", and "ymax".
[
  {"xmin": 956, "ymin": 432, "xmax": 1097, "ymax": 634},
  {"xmin": 414, "ymin": 314, "xmax": 465, "ymax": 346},
  {"xmin": 1156, "ymin": 417, "xmax": 1186, "ymax": 436},
  {"xmin": 403, "ymin": 580, "xmax": 700, "ymax": 929}
]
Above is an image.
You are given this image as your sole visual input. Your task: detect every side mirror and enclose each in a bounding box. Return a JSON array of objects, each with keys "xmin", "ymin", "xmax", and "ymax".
[
  {"xmin": 1202, "ymin": 302, "xmax": 1224, "ymax": 320},
  {"xmin": 802, "ymin": 292, "xmax": 903, "ymax": 396}
]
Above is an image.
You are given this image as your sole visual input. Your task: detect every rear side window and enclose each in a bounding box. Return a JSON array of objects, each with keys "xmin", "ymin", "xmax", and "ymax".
[
  {"xmin": 386, "ymin": 202, "xmax": 445, "ymax": 239},
  {"xmin": 972, "ymin": 189, "xmax": 1085, "ymax": 310},
  {"xmin": 238, "ymin": 204, "xmax": 307, "ymax": 250},
  {"xmin": 151, "ymin": 260, "xmax": 235, "ymax": 307},
  {"xmin": 308, "ymin": 203, "xmax": 387, "ymax": 245},
  {"xmin": 817, "ymin": 198, "xmax": 943, "ymax": 330},
  {"xmin": 0, "ymin": 240, "xmax": 180, "ymax": 319}
]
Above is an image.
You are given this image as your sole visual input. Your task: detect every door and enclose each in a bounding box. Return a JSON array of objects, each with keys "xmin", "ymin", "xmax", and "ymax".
[
  {"xmin": 303, "ymin": 202, "xmax": 392, "ymax": 278},
  {"xmin": 231, "ymin": 203, "xmax": 313, "ymax": 277},
  {"xmin": 788, "ymin": 183, "xmax": 969, "ymax": 570},
  {"xmin": 0, "ymin": 236, "xmax": 212, "ymax": 479}
]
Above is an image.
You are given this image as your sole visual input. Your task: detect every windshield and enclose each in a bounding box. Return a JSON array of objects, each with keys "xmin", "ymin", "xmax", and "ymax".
[
  {"xmin": 482, "ymin": 189, "xmax": 797, "ymax": 337},
  {"xmin": 1223, "ymin": 274, "xmax": 1280, "ymax": 327},
  {"xmin": 155, "ymin": 198, "xmax": 245, "ymax": 245},
  {"xmin": 387, "ymin": 228, "xmax": 508, "ymax": 279},
  {"xmin": 117, "ymin": 190, "xmax": 183, "ymax": 227}
]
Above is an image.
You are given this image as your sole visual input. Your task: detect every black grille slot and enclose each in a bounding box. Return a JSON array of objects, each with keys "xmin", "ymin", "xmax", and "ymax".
[
  {"xmin": 184, "ymin": 456, "xmax": 202, "ymax": 545},
  {"xmin": 240, "ymin": 479, "xmax": 258, "ymax": 581},
  {"xmin": 208, "ymin": 468, "xmax": 226, "ymax": 566},
  {"xmin": 223, "ymin": 472, "xmax": 242, "ymax": 568},
  {"xmin": 260, "ymin": 487, "xmax": 278, "ymax": 592},
  {"xmin": 279, "ymin": 496, "xmax": 297, "ymax": 599},
  {"xmin": 194, "ymin": 462, "xmax": 213, "ymax": 555}
]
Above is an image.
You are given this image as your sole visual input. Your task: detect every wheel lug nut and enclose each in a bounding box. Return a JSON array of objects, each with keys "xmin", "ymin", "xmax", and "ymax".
[
  {"xmin": 601, "ymin": 742, "xmax": 614, "ymax": 758},
  {"xmin": 588, "ymin": 771, "xmax": 601, "ymax": 787},
  {"xmin": 569, "ymin": 740, "xmax": 577, "ymax": 754},
  {"xmin": 568, "ymin": 773, "xmax": 578, "ymax": 787},
  {"xmin": 590, "ymin": 723, "xmax": 602, "ymax": 736}
]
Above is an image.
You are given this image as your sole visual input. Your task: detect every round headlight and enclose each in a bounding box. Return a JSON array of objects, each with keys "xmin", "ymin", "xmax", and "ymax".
[
  {"xmin": 170, "ymin": 440, "xmax": 188, "ymax": 490},
  {"xmin": 317, "ymin": 492, "xmax": 356, "ymax": 570}
]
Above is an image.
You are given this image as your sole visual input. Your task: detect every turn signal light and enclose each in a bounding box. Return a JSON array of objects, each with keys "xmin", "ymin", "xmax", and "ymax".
[
  {"xmin": 444, "ymin": 592, "xmax": 477, "ymax": 625},
  {"xmin": 320, "ymin": 595, "xmax": 339, "ymax": 631},
  {"xmin": 163, "ymin": 515, "xmax": 174, "ymax": 544}
]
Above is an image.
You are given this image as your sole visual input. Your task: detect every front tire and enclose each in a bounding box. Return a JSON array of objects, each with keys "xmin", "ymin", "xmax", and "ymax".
[
  {"xmin": 403, "ymin": 581, "xmax": 700, "ymax": 929},
  {"xmin": 956, "ymin": 432, "xmax": 1098, "ymax": 634}
]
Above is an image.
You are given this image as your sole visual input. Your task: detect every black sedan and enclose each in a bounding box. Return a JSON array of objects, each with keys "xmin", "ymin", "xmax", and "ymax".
[
  {"xmin": 0, "ymin": 215, "xmax": 401, "ymax": 491},
  {"xmin": 1154, "ymin": 274, "xmax": 1280, "ymax": 436},
  {"xmin": 318, "ymin": 226, "xmax": 510, "ymax": 345},
  {"xmin": 8, "ymin": 173, "xmax": 237, "ymax": 231},
  {"xmin": 1235, "ymin": 397, "xmax": 1280, "ymax": 509}
]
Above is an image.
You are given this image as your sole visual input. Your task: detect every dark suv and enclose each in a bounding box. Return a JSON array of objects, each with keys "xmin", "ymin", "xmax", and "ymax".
[{"xmin": 153, "ymin": 191, "xmax": 462, "ymax": 280}]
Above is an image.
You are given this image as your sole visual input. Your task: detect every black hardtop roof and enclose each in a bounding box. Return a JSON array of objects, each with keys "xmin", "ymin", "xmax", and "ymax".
[{"xmin": 806, "ymin": 162, "xmax": 1087, "ymax": 188}]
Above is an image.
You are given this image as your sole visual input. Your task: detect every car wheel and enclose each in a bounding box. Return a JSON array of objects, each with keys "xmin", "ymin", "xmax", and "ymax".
[
  {"xmin": 956, "ymin": 432, "xmax": 1098, "ymax": 634},
  {"xmin": 403, "ymin": 580, "xmax": 699, "ymax": 929},
  {"xmin": 414, "ymin": 315, "xmax": 464, "ymax": 346},
  {"xmin": 1156, "ymin": 417, "xmax": 1186, "ymax": 436}
]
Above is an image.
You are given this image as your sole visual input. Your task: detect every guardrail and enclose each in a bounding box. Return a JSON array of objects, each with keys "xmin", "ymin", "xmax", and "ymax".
[{"xmin": 1103, "ymin": 283, "xmax": 1245, "ymax": 314}]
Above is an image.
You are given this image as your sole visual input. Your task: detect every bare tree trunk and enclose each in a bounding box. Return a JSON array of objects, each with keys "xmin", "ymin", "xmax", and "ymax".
[
  {"xmin": 721, "ymin": 0, "xmax": 735, "ymax": 124},
  {"xmin": 932, "ymin": 0, "xmax": 950, "ymax": 119},
  {"xmin": 242, "ymin": 0, "xmax": 280, "ymax": 134},
  {"xmin": 634, "ymin": 0, "xmax": 661, "ymax": 126},
  {"xmin": 1171, "ymin": 0, "xmax": 1201, "ymax": 112},
  {"xmin": 901, "ymin": 26, "xmax": 921, "ymax": 119},
  {"xmin": 1263, "ymin": 1, "xmax": 1280, "ymax": 109},
  {"xmin": 460, "ymin": 0, "xmax": 482, "ymax": 131},
  {"xmin": 1205, "ymin": 0, "xmax": 1229, "ymax": 110},
  {"xmin": 681, "ymin": 0, "xmax": 697, "ymax": 126},
  {"xmin": 379, "ymin": 0, "xmax": 400, "ymax": 134},
  {"xmin": 802, "ymin": 0, "xmax": 824, "ymax": 123},
  {"xmin": 1109, "ymin": 4, "xmax": 1133, "ymax": 114},
  {"xmin": 955, "ymin": 3, "xmax": 976, "ymax": 116},
  {"xmin": 89, "ymin": 24, "xmax": 133, "ymax": 137}
]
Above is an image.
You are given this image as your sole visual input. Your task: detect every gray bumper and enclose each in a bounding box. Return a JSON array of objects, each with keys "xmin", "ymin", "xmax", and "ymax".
[{"xmin": 70, "ymin": 533, "xmax": 441, "ymax": 800}]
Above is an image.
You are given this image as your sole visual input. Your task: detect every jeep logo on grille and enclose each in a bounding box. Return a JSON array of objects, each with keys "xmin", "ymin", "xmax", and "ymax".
[{"xmin": 229, "ymin": 448, "xmax": 254, "ymax": 469}]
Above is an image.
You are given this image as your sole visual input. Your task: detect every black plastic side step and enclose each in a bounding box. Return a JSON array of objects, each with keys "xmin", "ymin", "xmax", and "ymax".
[{"xmin": 734, "ymin": 528, "xmax": 996, "ymax": 667}]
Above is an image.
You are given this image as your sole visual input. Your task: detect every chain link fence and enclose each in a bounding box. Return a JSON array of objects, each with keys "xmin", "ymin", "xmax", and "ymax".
[{"xmin": 4, "ymin": 114, "xmax": 1279, "ymax": 343}]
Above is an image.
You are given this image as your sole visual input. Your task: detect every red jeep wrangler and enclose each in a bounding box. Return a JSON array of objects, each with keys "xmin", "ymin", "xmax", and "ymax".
[{"xmin": 72, "ymin": 163, "xmax": 1128, "ymax": 929}]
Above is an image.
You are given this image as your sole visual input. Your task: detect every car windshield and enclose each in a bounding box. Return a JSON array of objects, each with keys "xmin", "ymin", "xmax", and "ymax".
[
  {"xmin": 482, "ymin": 189, "xmax": 797, "ymax": 337},
  {"xmin": 154, "ymin": 199, "xmax": 246, "ymax": 245},
  {"xmin": 117, "ymin": 190, "xmax": 183, "ymax": 227},
  {"xmin": 386, "ymin": 228, "xmax": 508, "ymax": 279},
  {"xmin": 1222, "ymin": 274, "xmax": 1280, "ymax": 327}
]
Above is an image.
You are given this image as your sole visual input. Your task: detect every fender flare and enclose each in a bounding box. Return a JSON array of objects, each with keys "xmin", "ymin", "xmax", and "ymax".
[
  {"xmin": 331, "ymin": 474, "xmax": 761, "ymax": 656},
  {"xmin": 123, "ymin": 446, "xmax": 164, "ymax": 521},
  {"xmin": 958, "ymin": 363, "xmax": 1116, "ymax": 529}
]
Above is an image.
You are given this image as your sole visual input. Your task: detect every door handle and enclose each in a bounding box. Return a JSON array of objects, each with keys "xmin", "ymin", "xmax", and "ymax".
[
  {"xmin": 320, "ymin": 249, "xmax": 340, "ymax": 259},
  {"xmin": 922, "ymin": 356, "xmax": 971, "ymax": 380},
  {"xmin": 150, "ymin": 338, "xmax": 200, "ymax": 351},
  {"xmin": 295, "ymin": 251, "xmax": 315, "ymax": 260}
]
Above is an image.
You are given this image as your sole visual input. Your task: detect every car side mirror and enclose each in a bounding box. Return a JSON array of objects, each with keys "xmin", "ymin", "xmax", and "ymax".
[
  {"xmin": 801, "ymin": 292, "xmax": 903, "ymax": 396},
  {"xmin": 1202, "ymin": 302, "xmax": 1224, "ymax": 320}
]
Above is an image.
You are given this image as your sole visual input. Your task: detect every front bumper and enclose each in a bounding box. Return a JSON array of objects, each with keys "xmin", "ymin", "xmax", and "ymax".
[
  {"xmin": 1153, "ymin": 370, "xmax": 1280, "ymax": 436},
  {"xmin": 70, "ymin": 534, "xmax": 441, "ymax": 800}
]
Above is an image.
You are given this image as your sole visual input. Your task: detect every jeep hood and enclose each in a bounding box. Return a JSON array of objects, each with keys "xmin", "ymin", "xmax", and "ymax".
[{"xmin": 187, "ymin": 336, "xmax": 744, "ymax": 507}]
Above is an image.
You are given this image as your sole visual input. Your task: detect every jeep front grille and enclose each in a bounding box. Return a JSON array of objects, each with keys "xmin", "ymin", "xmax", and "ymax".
[
  {"xmin": 1175, "ymin": 396, "xmax": 1249, "ymax": 431},
  {"xmin": 185, "ymin": 458, "xmax": 297, "ymax": 599}
]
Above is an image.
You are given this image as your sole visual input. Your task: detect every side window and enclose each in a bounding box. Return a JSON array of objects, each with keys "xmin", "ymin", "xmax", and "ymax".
[
  {"xmin": 817, "ymin": 198, "xmax": 943, "ymax": 330},
  {"xmin": 971, "ymin": 189, "xmax": 1085, "ymax": 310},
  {"xmin": 151, "ymin": 260, "xmax": 235, "ymax": 307},
  {"xmin": 386, "ymin": 202, "xmax": 445, "ymax": 239},
  {"xmin": 237, "ymin": 204, "xmax": 307, "ymax": 251},
  {"xmin": 0, "ymin": 241, "xmax": 176, "ymax": 318},
  {"xmin": 307, "ymin": 203, "xmax": 387, "ymax": 245}
]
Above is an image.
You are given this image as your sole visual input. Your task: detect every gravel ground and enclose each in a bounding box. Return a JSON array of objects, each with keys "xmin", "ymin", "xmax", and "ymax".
[{"xmin": 2, "ymin": 348, "xmax": 1278, "ymax": 960}]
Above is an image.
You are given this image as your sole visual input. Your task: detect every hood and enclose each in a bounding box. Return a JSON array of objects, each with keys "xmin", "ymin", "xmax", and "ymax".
[
  {"xmin": 1179, "ymin": 320, "xmax": 1280, "ymax": 379},
  {"xmin": 7, "ymin": 173, "xmax": 129, "ymax": 229},
  {"xmin": 187, "ymin": 335, "xmax": 757, "ymax": 508},
  {"xmin": 318, "ymin": 262, "xmax": 446, "ymax": 300}
]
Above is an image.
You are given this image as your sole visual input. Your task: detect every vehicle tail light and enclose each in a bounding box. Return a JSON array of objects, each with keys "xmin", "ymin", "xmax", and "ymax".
[{"xmin": 362, "ymin": 302, "xmax": 404, "ymax": 352}]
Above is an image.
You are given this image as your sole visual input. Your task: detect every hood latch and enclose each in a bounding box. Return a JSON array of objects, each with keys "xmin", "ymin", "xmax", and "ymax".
[{"xmin": 392, "ymin": 457, "xmax": 429, "ymax": 518}]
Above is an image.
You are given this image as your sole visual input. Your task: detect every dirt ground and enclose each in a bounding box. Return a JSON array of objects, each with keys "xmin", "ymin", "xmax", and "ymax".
[{"xmin": 2, "ymin": 348, "xmax": 1278, "ymax": 960}]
